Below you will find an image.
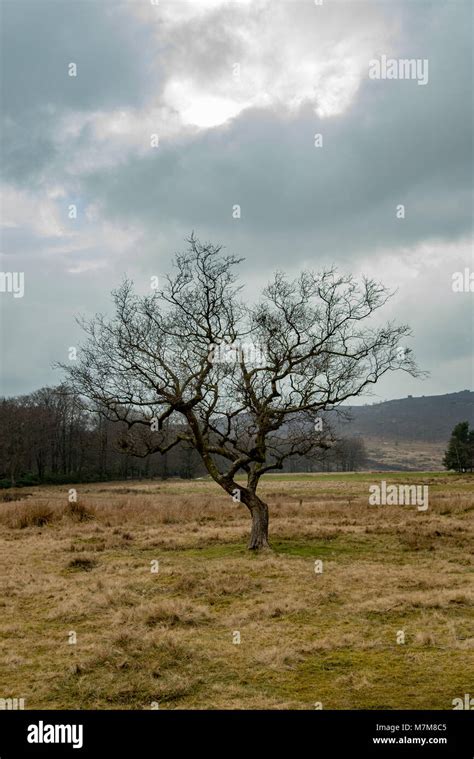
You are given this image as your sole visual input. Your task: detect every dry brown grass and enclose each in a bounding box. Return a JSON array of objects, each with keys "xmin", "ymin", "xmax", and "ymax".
[
  {"xmin": 0, "ymin": 472, "xmax": 472, "ymax": 709},
  {"xmin": 364, "ymin": 437, "xmax": 446, "ymax": 470}
]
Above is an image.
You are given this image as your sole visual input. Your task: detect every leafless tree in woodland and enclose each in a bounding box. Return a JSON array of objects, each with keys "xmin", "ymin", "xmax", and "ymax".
[{"xmin": 62, "ymin": 235, "xmax": 422, "ymax": 549}]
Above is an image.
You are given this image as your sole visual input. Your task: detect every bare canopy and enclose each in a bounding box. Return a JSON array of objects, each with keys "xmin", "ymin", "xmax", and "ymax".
[{"xmin": 63, "ymin": 236, "xmax": 422, "ymax": 548}]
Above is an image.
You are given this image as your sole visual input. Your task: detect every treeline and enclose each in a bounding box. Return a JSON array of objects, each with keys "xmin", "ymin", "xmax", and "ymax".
[
  {"xmin": 282, "ymin": 436, "xmax": 368, "ymax": 473},
  {"xmin": 0, "ymin": 385, "xmax": 368, "ymax": 487}
]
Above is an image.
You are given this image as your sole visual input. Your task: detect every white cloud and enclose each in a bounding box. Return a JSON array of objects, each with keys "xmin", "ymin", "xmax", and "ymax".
[
  {"xmin": 1, "ymin": 185, "xmax": 67, "ymax": 238},
  {"xmin": 130, "ymin": 0, "xmax": 393, "ymax": 127}
]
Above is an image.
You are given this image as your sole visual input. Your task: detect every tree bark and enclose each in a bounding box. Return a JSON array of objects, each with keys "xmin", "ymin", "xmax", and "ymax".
[{"xmin": 247, "ymin": 496, "xmax": 270, "ymax": 550}]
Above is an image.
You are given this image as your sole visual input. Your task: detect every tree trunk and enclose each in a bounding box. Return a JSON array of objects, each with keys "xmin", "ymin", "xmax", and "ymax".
[{"xmin": 248, "ymin": 497, "xmax": 270, "ymax": 550}]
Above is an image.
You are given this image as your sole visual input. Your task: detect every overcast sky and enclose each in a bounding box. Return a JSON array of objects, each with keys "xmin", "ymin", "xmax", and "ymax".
[{"xmin": 1, "ymin": 0, "xmax": 472, "ymax": 403}]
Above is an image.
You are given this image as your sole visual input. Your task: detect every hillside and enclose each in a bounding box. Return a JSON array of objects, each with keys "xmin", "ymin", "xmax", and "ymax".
[{"xmin": 338, "ymin": 390, "xmax": 474, "ymax": 471}]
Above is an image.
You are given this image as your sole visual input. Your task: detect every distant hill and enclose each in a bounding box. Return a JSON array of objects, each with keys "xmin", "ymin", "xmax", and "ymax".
[
  {"xmin": 337, "ymin": 390, "xmax": 474, "ymax": 470},
  {"xmin": 341, "ymin": 390, "xmax": 474, "ymax": 441}
]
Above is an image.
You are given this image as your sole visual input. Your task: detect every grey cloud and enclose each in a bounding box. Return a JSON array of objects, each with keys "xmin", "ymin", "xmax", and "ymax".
[
  {"xmin": 74, "ymin": 2, "xmax": 471, "ymax": 263},
  {"xmin": 1, "ymin": 0, "xmax": 158, "ymax": 186},
  {"xmin": 1, "ymin": 0, "xmax": 156, "ymax": 115},
  {"xmin": 0, "ymin": 0, "xmax": 472, "ymax": 399}
]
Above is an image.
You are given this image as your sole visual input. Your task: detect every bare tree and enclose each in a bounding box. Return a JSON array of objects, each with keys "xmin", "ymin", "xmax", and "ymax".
[{"xmin": 62, "ymin": 236, "xmax": 422, "ymax": 549}]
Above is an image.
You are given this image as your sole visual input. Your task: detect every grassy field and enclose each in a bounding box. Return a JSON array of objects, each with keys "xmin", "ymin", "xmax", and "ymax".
[
  {"xmin": 0, "ymin": 472, "xmax": 473, "ymax": 710},
  {"xmin": 364, "ymin": 438, "xmax": 446, "ymax": 471}
]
